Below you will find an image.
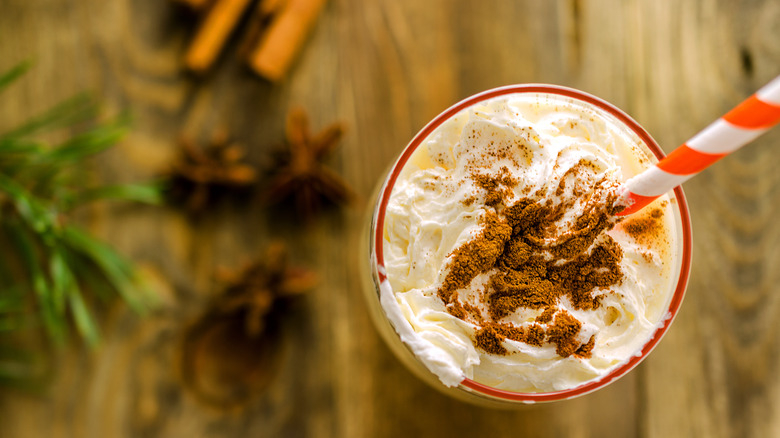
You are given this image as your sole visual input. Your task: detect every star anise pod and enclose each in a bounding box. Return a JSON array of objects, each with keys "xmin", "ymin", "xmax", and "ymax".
[
  {"xmin": 214, "ymin": 242, "xmax": 317, "ymax": 337},
  {"xmin": 168, "ymin": 129, "xmax": 257, "ymax": 212},
  {"xmin": 180, "ymin": 242, "xmax": 316, "ymax": 409},
  {"xmin": 263, "ymin": 107, "xmax": 353, "ymax": 218}
]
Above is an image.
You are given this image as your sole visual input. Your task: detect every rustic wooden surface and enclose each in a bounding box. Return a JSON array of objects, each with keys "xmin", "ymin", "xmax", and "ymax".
[{"xmin": 1, "ymin": 0, "xmax": 779, "ymax": 437}]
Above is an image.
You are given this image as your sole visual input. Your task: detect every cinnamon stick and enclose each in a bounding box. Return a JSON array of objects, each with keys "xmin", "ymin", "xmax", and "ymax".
[
  {"xmin": 238, "ymin": 0, "xmax": 289, "ymax": 58},
  {"xmin": 185, "ymin": 0, "xmax": 254, "ymax": 74},
  {"xmin": 259, "ymin": 0, "xmax": 288, "ymax": 16},
  {"xmin": 172, "ymin": 0, "xmax": 213, "ymax": 11},
  {"xmin": 245, "ymin": 0, "xmax": 327, "ymax": 81}
]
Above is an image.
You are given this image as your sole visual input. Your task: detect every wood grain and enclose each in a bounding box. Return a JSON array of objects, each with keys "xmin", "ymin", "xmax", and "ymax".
[{"xmin": 1, "ymin": 0, "xmax": 779, "ymax": 437}]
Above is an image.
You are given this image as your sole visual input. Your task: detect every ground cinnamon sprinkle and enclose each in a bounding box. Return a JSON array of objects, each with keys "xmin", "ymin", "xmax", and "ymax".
[
  {"xmin": 555, "ymin": 159, "xmax": 592, "ymax": 196},
  {"xmin": 546, "ymin": 310, "xmax": 582, "ymax": 357},
  {"xmin": 470, "ymin": 166, "xmax": 518, "ymax": 207},
  {"xmin": 487, "ymin": 256, "xmax": 556, "ymax": 319},
  {"xmin": 474, "ymin": 321, "xmax": 546, "ymax": 353},
  {"xmin": 475, "ymin": 325, "xmax": 509, "ymax": 355},
  {"xmin": 622, "ymin": 207, "xmax": 664, "ymax": 246},
  {"xmin": 485, "ymin": 189, "xmax": 509, "ymax": 207},
  {"xmin": 447, "ymin": 301, "xmax": 467, "ymax": 320},
  {"xmin": 574, "ymin": 335, "xmax": 596, "ymax": 358},
  {"xmin": 438, "ymin": 212, "xmax": 511, "ymax": 305},
  {"xmin": 548, "ymin": 189, "xmax": 622, "ymax": 260},
  {"xmin": 462, "ymin": 302, "xmax": 485, "ymax": 324},
  {"xmin": 547, "ymin": 235, "xmax": 623, "ymax": 311},
  {"xmin": 536, "ymin": 307, "xmax": 556, "ymax": 323},
  {"xmin": 437, "ymin": 174, "xmax": 624, "ymax": 359},
  {"xmin": 525, "ymin": 324, "xmax": 546, "ymax": 346}
]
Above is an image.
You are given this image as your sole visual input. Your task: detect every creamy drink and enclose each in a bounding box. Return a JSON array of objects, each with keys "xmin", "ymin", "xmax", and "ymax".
[{"xmin": 366, "ymin": 86, "xmax": 690, "ymax": 402}]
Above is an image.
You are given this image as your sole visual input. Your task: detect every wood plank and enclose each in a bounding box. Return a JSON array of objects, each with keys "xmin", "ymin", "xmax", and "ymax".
[{"xmin": 0, "ymin": 0, "xmax": 779, "ymax": 436}]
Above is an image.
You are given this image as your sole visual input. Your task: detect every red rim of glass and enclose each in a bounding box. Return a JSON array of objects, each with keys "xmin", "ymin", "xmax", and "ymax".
[{"xmin": 372, "ymin": 84, "xmax": 692, "ymax": 403}]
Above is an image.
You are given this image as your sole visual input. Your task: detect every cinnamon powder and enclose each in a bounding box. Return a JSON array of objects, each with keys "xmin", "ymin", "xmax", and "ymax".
[
  {"xmin": 438, "ymin": 177, "xmax": 624, "ymax": 359},
  {"xmin": 546, "ymin": 310, "xmax": 583, "ymax": 357},
  {"xmin": 470, "ymin": 166, "xmax": 518, "ymax": 207},
  {"xmin": 622, "ymin": 207, "xmax": 665, "ymax": 246},
  {"xmin": 438, "ymin": 212, "xmax": 512, "ymax": 305}
]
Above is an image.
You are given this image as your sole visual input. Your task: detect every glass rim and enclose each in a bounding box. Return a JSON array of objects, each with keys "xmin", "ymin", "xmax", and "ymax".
[{"xmin": 372, "ymin": 84, "xmax": 693, "ymax": 403}]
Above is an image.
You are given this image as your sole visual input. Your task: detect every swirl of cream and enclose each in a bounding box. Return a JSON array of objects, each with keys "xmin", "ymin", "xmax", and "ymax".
[{"xmin": 382, "ymin": 93, "xmax": 676, "ymax": 393}]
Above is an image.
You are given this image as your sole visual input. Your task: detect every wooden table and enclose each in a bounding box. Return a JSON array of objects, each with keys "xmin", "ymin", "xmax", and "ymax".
[{"xmin": 1, "ymin": 0, "xmax": 779, "ymax": 436}]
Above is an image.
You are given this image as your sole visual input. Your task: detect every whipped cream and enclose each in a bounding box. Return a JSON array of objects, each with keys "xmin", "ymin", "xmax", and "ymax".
[{"xmin": 381, "ymin": 93, "xmax": 678, "ymax": 393}]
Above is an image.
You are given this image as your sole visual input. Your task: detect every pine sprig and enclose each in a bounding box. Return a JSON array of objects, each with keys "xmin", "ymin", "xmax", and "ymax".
[
  {"xmin": 0, "ymin": 276, "xmax": 48, "ymax": 390},
  {"xmin": 0, "ymin": 63, "xmax": 162, "ymax": 376}
]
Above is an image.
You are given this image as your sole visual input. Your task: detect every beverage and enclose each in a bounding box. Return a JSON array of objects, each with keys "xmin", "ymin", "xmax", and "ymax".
[{"xmin": 362, "ymin": 85, "xmax": 691, "ymax": 404}]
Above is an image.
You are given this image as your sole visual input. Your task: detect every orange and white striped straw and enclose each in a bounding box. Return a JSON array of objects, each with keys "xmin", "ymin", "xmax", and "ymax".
[{"xmin": 618, "ymin": 76, "xmax": 780, "ymax": 216}]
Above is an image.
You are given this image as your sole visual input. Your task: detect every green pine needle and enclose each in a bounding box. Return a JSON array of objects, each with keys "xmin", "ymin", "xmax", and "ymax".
[
  {"xmin": 62, "ymin": 182, "xmax": 164, "ymax": 210},
  {"xmin": 0, "ymin": 62, "xmax": 31, "ymax": 94},
  {"xmin": 1, "ymin": 93, "xmax": 97, "ymax": 140},
  {"xmin": 0, "ymin": 62, "xmax": 161, "ymax": 386}
]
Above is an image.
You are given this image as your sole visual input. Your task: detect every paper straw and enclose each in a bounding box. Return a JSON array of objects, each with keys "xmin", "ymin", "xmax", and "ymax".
[{"xmin": 617, "ymin": 76, "xmax": 780, "ymax": 216}]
